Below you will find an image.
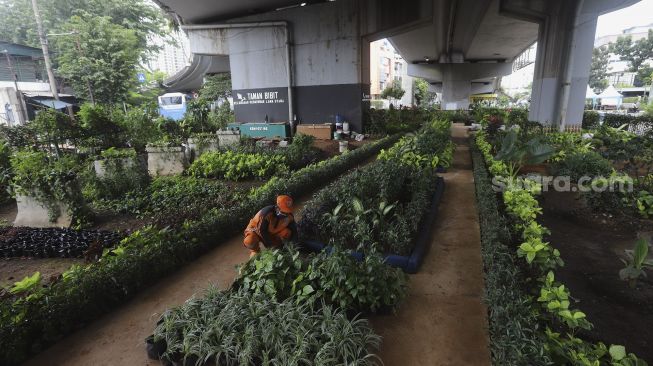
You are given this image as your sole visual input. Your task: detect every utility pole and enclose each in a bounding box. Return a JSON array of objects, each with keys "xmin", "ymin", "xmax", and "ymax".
[
  {"xmin": 2, "ymin": 50, "xmax": 29, "ymax": 124},
  {"xmin": 31, "ymin": 0, "xmax": 75, "ymax": 118}
]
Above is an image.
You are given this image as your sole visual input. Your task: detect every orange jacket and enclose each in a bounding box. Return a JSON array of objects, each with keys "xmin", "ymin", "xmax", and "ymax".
[{"xmin": 244, "ymin": 205, "xmax": 297, "ymax": 247}]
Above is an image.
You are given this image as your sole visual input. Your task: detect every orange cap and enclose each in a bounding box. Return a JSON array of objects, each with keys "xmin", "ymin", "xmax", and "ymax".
[{"xmin": 276, "ymin": 195, "xmax": 294, "ymax": 214}]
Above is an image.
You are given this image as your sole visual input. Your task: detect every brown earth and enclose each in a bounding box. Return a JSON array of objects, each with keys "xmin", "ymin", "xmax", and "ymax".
[
  {"xmin": 370, "ymin": 124, "xmax": 490, "ymax": 366},
  {"xmin": 0, "ymin": 257, "xmax": 82, "ymax": 288},
  {"xmin": 541, "ymin": 194, "xmax": 653, "ymax": 363}
]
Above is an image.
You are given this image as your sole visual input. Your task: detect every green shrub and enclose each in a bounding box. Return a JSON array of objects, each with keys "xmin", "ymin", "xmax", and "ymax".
[
  {"xmin": 83, "ymin": 150, "xmax": 149, "ymax": 202},
  {"xmin": 77, "ymin": 103, "xmax": 125, "ymax": 149},
  {"xmin": 188, "ymin": 150, "xmax": 288, "ymax": 180},
  {"xmin": 552, "ymin": 151, "xmax": 613, "ymax": 180},
  {"xmin": 9, "ymin": 150, "xmax": 90, "ymax": 226},
  {"xmin": 582, "ymin": 111, "xmax": 600, "ymax": 129},
  {"xmin": 0, "ymin": 140, "xmax": 12, "ymax": 204},
  {"xmin": 117, "ymin": 106, "xmax": 162, "ymax": 152}
]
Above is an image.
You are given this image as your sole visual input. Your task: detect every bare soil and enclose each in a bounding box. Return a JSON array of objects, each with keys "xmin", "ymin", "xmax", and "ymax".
[
  {"xmin": 0, "ymin": 257, "xmax": 82, "ymax": 288},
  {"xmin": 312, "ymin": 137, "xmax": 373, "ymax": 159},
  {"xmin": 370, "ymin": 124, "xmax": 490, "ymax": 366},
  {"xmin": 541, "ymin": 193, "xmax": 653, "ymax": 363}
]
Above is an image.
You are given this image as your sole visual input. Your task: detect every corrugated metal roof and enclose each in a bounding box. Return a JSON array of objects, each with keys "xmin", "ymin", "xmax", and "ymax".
[{"xmin": 0, "ymin": 41, "xmax": 44, "ymax": 58}]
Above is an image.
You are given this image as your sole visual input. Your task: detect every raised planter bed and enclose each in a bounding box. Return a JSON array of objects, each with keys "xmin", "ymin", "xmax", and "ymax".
[
  {"xmin": 93, "ymin": 157, "xmax": 138, "ymax": 178},
  {"xmin": 217, "ymin": 130, "xmax": 240, "ymax": 146},
  {"xmin": 187, "ymin": 136, "xmax": 220, "ymax": 161},
  {"xmin": 146, "ymin": 146, "xmax": 188, "ymax": 177},
  {"xmin": 13, "ymin": 194, "xmax": 72, "ymax": 228},
  {"xmin": 301, "ymin": 176, "xmax": 445, "ymax": 273}
]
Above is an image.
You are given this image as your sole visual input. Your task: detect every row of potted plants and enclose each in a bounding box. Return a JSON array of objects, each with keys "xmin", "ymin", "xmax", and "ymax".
[
  {"xmin": 0, "ymin": 134, "xmax": 401, "ymax": 365},
  {"xmin": 474, "ymin": 131, "xmax": 647, "ymax": 365}
]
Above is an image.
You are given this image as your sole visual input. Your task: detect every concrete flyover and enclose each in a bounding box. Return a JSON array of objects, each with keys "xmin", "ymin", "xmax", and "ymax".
[{"xmin": 154, "ymin": 0, "xmax": 640, "ymax": 130}]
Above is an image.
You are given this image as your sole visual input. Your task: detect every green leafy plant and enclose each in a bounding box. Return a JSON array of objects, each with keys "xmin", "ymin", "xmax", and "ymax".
[
  {"xmin": 518, "ymin": 237, "xmax": 564, "ymax": 271},
  {"xmin": 188, "ymin": 150, "xmax": 289, "ymax": 181},
  {"xmin": 538, "ymin": 271, "xmax": 591, "ymax": 329},
  {"xmin": 8, "ymin": 272, "xmax": 41, "ymax": 295},
  {"xmin": 236, "ymin": 246, "xmax": 305, "ymax": 301},
  {"xmin": 635, "ymin": 190, "xmax": 653, "ymax": 218},
  {"xmin": 99, "ymin": 147, "xmax": 137, "ymax": 160},
  {"xmin": 152, "ymin": 287, "xmax": 382, "ymax": 366},
  {"xmin": 619, "ymin": 238, "xmax": 653, "ymax": 288},
  {"xmin": 495, "ymin": 129, "xmax": 555, "ymax": 166}
]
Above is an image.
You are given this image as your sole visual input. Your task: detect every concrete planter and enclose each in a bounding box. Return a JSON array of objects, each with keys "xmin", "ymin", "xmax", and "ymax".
[
  {"xmin": 187, "ymin": 137, "xmax": 220, "ymax": 161},
  {"xmin": 146, "ymin": 146, "xmax": 188, "ymax": 177},
  {"xmin": 93, "ymin": 157, "xmax": 137, "ymax": 178},
  {"xmin": 217, "ymin": 130, "xmax": 240, "ymax": 146},
  {"xmin": 14, "ymin": 194, "xmax": 72, "ymax": 228}
]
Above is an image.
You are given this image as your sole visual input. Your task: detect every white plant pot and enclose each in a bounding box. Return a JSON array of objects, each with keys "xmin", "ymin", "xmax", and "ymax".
[
  {"xmin": 14, "ymin": 194, "xmax": 72, "ymax": 228},
  {"xmin": 146, "ymin": 146, "xmax": 188, "ymax": 177}
]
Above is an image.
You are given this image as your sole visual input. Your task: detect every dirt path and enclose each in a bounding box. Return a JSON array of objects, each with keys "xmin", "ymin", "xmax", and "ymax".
[{"xmin": 370, "ymin": 124, "xmax": 490, "ymax": 366}]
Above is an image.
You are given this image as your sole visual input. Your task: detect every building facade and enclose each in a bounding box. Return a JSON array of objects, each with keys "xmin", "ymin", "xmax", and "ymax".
[
  {"xmin": 147, "ymin": 32, "xmax": 191, "ymax": 77},
  {"xmin": 369, "ymin": 39, "xmax": 413, "ymax": 107}
]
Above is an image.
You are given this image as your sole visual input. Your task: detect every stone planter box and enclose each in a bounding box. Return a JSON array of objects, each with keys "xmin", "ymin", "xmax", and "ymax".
[
  {"xmin": 188, "ymin": 137, "xmax": 220, "ymax": 161},
  {"xmin": 146, "ymin": 146, "xmax": 188, "ymax": 177},
  {"xmin": 14, "ymin": 194, "xmax": 72, "ymax": 228},
  {"xmin": 217, "ymin": 130, "xmax": 240, "ymax": 146},
  {"xmin": 93, "ymin": 157, "xmax": 137, "ymax": 178}
]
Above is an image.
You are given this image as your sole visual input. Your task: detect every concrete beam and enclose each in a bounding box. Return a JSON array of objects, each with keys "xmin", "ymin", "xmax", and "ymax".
[{"xmin": 407, "ymin": 62, "xmax": 512, "ymax": 82}]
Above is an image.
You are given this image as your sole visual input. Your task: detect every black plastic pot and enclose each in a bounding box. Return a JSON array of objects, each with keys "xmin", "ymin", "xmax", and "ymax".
[{"xmin": 145, "ymin": 335, "xmax": 167, "ymax": 360}]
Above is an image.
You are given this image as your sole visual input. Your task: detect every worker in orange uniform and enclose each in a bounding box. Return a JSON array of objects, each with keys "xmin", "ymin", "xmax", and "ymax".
[{"xmin": 243, "ymin": 195, "xmax": 297, "ymax": 257}]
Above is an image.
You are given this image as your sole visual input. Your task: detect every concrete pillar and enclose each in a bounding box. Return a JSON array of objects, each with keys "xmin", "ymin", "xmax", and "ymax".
[
  {"xmin": 528, "ymin": 0, "xmax": 637, "ymax": 128},
  {"xmin": 442, "ymin": 77, "xmax": 471, "ymax": 110}
]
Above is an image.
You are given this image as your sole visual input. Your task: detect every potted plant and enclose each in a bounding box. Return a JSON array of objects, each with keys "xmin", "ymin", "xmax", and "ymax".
[
  {"xmin": 9, "ymin": 150, "xmax": 90, "ymax": 228},
  {"xmin": 145, "ymin": 139, "xmax": 188, "ymax": 177}
]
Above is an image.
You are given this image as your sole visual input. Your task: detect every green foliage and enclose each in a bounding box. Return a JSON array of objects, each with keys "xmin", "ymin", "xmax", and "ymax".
[
  {"xmin": 9, "ymin": 150, "xmax": 90, "ymax": 226},
  {"xmin": 470, "ymin": 143, "xmax": 551, "ymax": 365},
  {"xmin": 413, "ymin": 78, "xmax": 435, "ymax": 107},
  {"xmin": 100, "ymin": 148, "xmax": 136, "ymax": 160},
  {"xmin": 582, "ymin": 111, "xmax": 601, "ymax": 130},
  {"xmin": 0, "ymin": 139, "xmax": 13, "ymax": 204},
  {"xmin": 635, "ymin": 190, "xmax": 653, "ymax": 218},
  {"xmin": 610, "ymin": 30, "xmax": 653, "ymax": 86},
  {"xmin": 188, "ymin": 150, "xmax": 289, "ymax": 181},
  {"xmin": 537, "ymin": 271, "xmax": 590, "ymax": 329},
  {"xmin": 30, "ymin": 109, "xmax": 79, "ymax": 153},
  {"xmin": 84, "ymin": 151, "xmax": 149, "ymax": 202},
  {"xmin": 0, "ymin": 135, "xmax": 399, "ymax": 365},
  {"xmin": 619, "ymin": 238, "xmax": 653, "ymax": 288},
  {"xmin": 76, "ymin": 103, "xmax": 125, "ymax": 149},
  {"xmin": 552, "ymin": 151, "xmax": 613, "ymax": 181},
  {"xmin": 495, "ymin": 129, "xmax": 556, "ymax": 166},
  {"xmin": 294, "ymin": 247, "xmax": 408, "ymax": 313},
  {"xmin": 545, "ymin": 329, "xmax": 649, "ymax": 366},
  {"xmin": 378, "ymin": 118, "xmax": 454, "ymax": 169},
  {"xmin": 55, "ymin": 12, "xmax": 142, "ymax": 104},
  {"xmin": 117, "ymin": 106, "xmax": 163, "ymax": 151},
  {"xmin": 8, "ymin": 272, "xmax": 41, "ymax": 295},
  {"xmin": 152, "ymin": 287, "xmax": 382, "ymax": 365},
  {"xmin": 380, "ymin": 79, "xmax": 405, "ymax": 101},
  {"xmin": 590, "ymin": 46, "xmax": 610, "ymax": 93},
  {"xmin": 365, "ymin": 107, "xmax": 433, "ymax": 135},
  {"xmin": 237, "ymin": 246, "xmax": 304, "ymax": 301},
  {"xmin": 198, "ymin": 73, "xmax": 232, "ymax": 101}
]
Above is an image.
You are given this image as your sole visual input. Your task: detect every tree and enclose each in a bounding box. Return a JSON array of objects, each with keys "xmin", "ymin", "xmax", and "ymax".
[
  {"xmin": 413, "ymin": 78, "xmax": 434, "ymax": 107},
  {"xmin": 0, "ymin": 0, "xmax": 167, "ymax": 59},
  {"xmin": 381, "ymin": 79, "xmax": 405, "ymax": 105},
  {"xmin": 55, "ymin": 12, "xmax": 141, "ymax": 104},
  {"xmin": 589, "ymin": 46, "xmax": 610, "ymax": 92},
  {"xmin": 610, "ymin": 30, "xmax": 653, "ymax": 86},
  {"xmin": 199, "ymin": 73, "xmax": 233, "ymax": 101}
]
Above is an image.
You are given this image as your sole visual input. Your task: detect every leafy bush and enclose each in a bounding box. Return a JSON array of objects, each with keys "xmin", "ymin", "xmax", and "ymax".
[
  {"xmin": 9, "ymin": 150, "xmax": 90, "ymax": 226},
  {"xmin": 365, "ymin": 107, "xmax": 432, "ymax": 135},
  {"xmin": 582, "ymin": 111, "xmax": 600, "ymax": 130},
  {"xmin": 117, "ymin": 105, "xmax": 162, "ymax": 152},
  {"xmin": 83, "ymin": 151, "xmax": 149, "ymax": 202},
  {"xmin": 300, "ymin": 159, "xmax": 437, "ymax": 256},
  {"xmin": 0, "ymin": 140, "xmax": 12, "ymax": 204},
  {"xmin": 152, "ymin": 288, "xmax": 382, "ymax": 365},
  {"xmin": 552, "ymin": 151, "xmax": 613, "ymax": 181},
  {"xmin": 235, "ymin": 246, "xmax": 305, "ymax": 301},
  {"xmin": 188, "ymin": 150, "xmax": 288, "ymax": 181},
  {"xmin": 378, "ymin": 119, "xmax": 454, "ymax": 169},
  {"xmin": 76, "ymin": 103, "xmax": 125, "ymax": 149}
]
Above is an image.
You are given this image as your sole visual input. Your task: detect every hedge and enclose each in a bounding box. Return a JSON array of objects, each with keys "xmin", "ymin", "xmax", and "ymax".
[
  {"xmin": 603, "ymin": 113, "xmax": 653, "ymax": 134},
  {"xmin": 470, "ymin": 143, "xmax": 551, "ymax": 365},
  {"xmin": 0, "ymin": 134, "xmax": 400, "ymax": 366}
]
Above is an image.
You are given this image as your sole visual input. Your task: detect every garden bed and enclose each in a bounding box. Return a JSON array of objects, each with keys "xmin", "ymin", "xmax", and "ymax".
[
  {"xmin": 301, "ymin": 176, "xmax": 445, "ymax": 273},
  {"xmin": 540, "ymin": 196, "xmax": 653, "ymax": 363}
]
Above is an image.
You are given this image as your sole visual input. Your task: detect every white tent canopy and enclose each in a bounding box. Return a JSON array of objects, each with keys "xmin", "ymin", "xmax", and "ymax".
[
  {"xmin": 597, "ymin": 85, "xmax": 623, "ymax": 106},
  {"xmin": 586, "ymin": 85, "xmax": 598, "ymax": 99}
]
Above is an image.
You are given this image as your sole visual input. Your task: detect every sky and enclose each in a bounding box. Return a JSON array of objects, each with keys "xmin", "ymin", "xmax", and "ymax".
[{"xmin": 596, "ymin": 0, "xmax": 653, "ymax": 38}]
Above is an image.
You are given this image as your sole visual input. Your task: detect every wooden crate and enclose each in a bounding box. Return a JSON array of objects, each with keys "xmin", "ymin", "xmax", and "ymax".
[{"xmin": 296, "ymin": 123, "xmax": 333, "ymax": 140}]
